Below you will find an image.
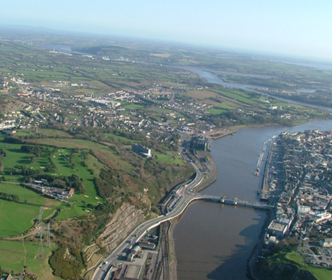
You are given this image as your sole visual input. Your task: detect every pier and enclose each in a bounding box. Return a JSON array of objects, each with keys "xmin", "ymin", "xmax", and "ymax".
[{"xmin": 206, "ymin": 129, "xmax": 236, "ymax": 140}]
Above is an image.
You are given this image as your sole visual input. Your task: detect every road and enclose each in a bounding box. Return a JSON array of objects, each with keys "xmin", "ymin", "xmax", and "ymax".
[{"xmin": 92, "ymin": 161, "xmax": 205, "ymax": 280}]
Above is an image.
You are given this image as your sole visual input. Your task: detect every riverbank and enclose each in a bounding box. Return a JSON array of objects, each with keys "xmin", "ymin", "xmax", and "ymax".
[
  {"xmin": 168, "ymin": 221, "xmax": 177, "ymax": 280},
  {"xmin": 194, "ymin": 150, "xmax": 219, "ymax": 192}
]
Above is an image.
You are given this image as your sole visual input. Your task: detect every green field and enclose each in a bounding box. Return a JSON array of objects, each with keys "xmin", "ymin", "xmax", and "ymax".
[
  {"xmin": 0, "ymin": 183, "xmax": 59, "ymax": 237},
  {"xmin": 0, "ymin": 240, "xmax": 60, "ymax": 279},
  {"xmin": 0, "ymin": 183, "xmax": 58, "ymax": 206},
  {"xmin": 218, "ymin": 103, "xmax": 235, "ymax": 110},
  {"xmin": 154, "ymin": 151, "xmax": 184, "ymax": 165},
  {"xmin": 123, "ymin": 104, "xmax": 145, "ymax": 109},
  {"xmin": 208, "ymin": 108, "xmax": 226, "ymax": 115},
  {"xmin": 0, "ymin": 198, "xmax": 53, "ymax": 237},
  {"xmin": 214, "ymin": 89, "xmax": 258, "ymax": 105}
]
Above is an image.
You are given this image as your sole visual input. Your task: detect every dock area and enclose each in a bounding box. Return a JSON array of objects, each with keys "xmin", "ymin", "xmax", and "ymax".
[
  {"xmin": 206, "ymin": 129, "xmax": 236, "ymax": 140},
  {"xmin": 258, "ymin": 137, "xmax": 275, "ymax": 200}
]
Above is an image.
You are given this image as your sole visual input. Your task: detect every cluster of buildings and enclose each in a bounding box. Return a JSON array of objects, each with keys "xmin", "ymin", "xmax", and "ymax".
[
  {"xmin": 25, "ymin": 180, "xmax": 74, "ymax": 201},
  {"xmin": 0, "ymin": 78, "xmax": 214, "ymax": 144},
  {"xmin": 263, "ymin": 130, "xmax": 332, "ymax": 266},
  {"xmin": 0, "ymin": 104, "xmax": 43, "ymax": 131}
]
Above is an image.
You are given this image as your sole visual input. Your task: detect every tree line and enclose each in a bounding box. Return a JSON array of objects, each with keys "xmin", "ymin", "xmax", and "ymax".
[{"xmin": 0, "ymin": 192, "xmax": 20, "ymax": 202}]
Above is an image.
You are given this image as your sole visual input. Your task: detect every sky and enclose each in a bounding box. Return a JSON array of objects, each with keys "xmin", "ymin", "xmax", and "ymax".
[{"xmin": 1, "ymin": 0, "xmax": 332, "ymax": 60}]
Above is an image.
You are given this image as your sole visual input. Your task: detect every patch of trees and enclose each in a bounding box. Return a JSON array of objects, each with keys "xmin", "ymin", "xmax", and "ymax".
[
  {"xmin": 278, "ymin": 93, "xmax": 332, "ymax": 108},
  {"xmin": 45, "ymin": 151, "xmax": 56, "ymax": 172},
  {"xmin": 21, "ymin": 145, "xmax": 46, "ymax": 156},
  {"xmin": 21, "ymin": 166, "xmax": 44, "ymax": 177},
  {"xmin": 3, "ymin": 136, "xmax": 24, "ymax": 144},
  {"xmin": 68, "ymin": 174, "xmax": 85, "ymax": 194},
  {"xmin": 209, "ymin": 97, "xmax": 223, "ymax": 103},
  {"xmin": 0, "ymin": 148, "xmax": 6, "ymax": 157},
  {"xmin": 0, "ymin": 192, "xmax": 20, "ymax": 202},
  {"xmin": 203, "ymin": 109, "xmax": 296, "ymax": 128},
  {"xmin": 49, "ymin": 245, "xmax": 83, "ymax": 280},
  {"xmin": 94, "ymin": 168, "xmax": 119, "ymax": 199}
]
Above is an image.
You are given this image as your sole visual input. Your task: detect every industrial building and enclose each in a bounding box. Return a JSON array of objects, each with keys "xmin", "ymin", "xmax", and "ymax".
[
  {"xmin": 127, "ymin": 245, "xmax": 142, "ymax": 262},
  {"xmin": 267, "ymin": 220, "xmax": 288, "ymax": 238},
  {"xmin": 320, "ymin": 238, "xmax": 332, "ymax": 248},
  {"xmin": 140, "ymin": 241, "xmax": 156, "ymax": 250},
  {"xmin": 132, "ymin": 143, "xmax": 151, "ymax": 158},
  {"xmin": 190, "ymin": 136, "xmax": 208, "ymax": 151}
]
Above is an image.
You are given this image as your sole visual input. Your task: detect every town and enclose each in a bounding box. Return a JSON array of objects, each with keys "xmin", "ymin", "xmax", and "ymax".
[
  {"xmin": 259, "ymin": 130, "xmax": 332, "ymax": 268},
  {"xmin": 1, "ymin": 44, "xmax": 328, "ymax": 146}
]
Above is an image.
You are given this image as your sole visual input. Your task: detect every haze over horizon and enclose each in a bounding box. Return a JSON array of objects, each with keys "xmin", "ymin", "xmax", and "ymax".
[{"xmin": 1, "ymin": 0, "xmax": 332, "ymax": 61}]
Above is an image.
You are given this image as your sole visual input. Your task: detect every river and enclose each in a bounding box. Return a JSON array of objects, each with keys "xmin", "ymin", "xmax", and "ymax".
[
  {"xmin": 173, "ymin": 66, "xmax": 332, "ymax": 112},
  {"xmin": 173, "ymin": 119, "xmax": 332, "ymax": 280}
]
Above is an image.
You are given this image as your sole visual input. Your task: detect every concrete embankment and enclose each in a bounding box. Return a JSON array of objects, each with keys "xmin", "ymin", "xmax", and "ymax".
[{"xmin": 260, "ymin": 138, "xmax": 273, "ymax": 198}]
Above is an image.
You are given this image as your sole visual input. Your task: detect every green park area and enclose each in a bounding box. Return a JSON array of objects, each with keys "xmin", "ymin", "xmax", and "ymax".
[
  {"xmin": 154, "ymin": 151, "xmax": 183, "ymax": 165},
  {"xmin": 264, "ymin": 247, "xmax": 332, "ymax": 280}
]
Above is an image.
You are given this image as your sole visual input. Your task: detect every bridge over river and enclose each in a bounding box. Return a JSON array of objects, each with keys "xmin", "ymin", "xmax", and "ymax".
[{"xmin": 196, "ymin": 194, "xmax": 274, "ymax": 210}]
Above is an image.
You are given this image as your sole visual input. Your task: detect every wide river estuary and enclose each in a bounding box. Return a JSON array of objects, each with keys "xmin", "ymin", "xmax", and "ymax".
[{"xmin": 173, "ymin": 119, "xmax": 332, "ymax": 280}]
